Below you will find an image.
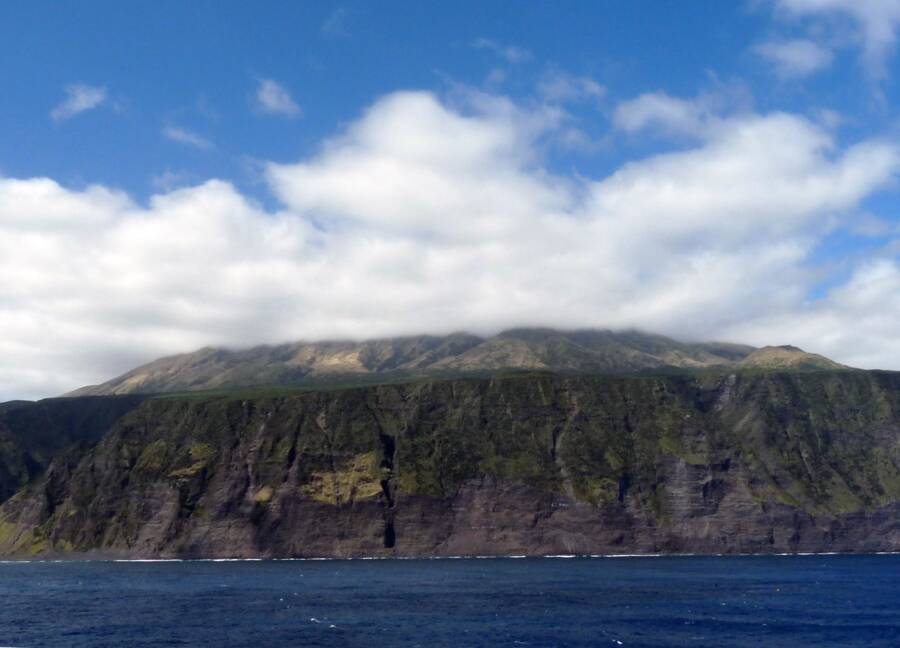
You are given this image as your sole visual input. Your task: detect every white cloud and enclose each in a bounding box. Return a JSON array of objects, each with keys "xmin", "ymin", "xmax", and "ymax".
[
  {"xmin": 537, "ymin": 71, "xmax": 605, "ymax": 105},
  {"xmin": 472, "ymin": 38, "xmax": 532, "ymax": 64},
  {"xmin": 50, "ymin": 84, "xmax": 107, "ymax": 122},
  {"xmin": 1, "ymin": 90, "xmax": 899, "ymax": 400},
  {"xmin": 774, "ymin": 0, "xmax": 900, "ymax": 78},
  {"xmin": 725, "ymin": 259, "xmax": 900, "ymax": 369},
  {"xmin": 756, "ymin": 38, "xmax": 834, "ymax": 77},
  {"xmin": 162, "ymin": 125, "xmax": 213, "ymax": 150},
  {"xmin": 613, "ymin": 92, "xmax": 717, "ymax": 138},
  {"xmin": 255, "ymin": 79, "xmax": 301, "ymax": 118},
  {"xmin": 613, "ymin": 86, "xmax": 753, "ymax": 139}
]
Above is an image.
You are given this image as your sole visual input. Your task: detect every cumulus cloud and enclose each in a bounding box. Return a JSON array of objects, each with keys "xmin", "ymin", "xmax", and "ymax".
[
  {"xmin": 162, "ymin": 125, "xmax": 213, "ymax": 150},
  {"xmin": 756, "ymin": 38, "xmax": 834, "ymax": 77},
  {"xmin": 2, "ymin": 90, "xmax": 899, "ymax": 400},
  {"xmin": 50, "ymin": 84, "xmax": 107, "ymax": 122},
  {"xmin": 255, "ymin": 79, "xmax": 301, "ymax": 118},
  {"xmin": 773, "ymin": 0, "xmax": 900, "ymax": 79}
]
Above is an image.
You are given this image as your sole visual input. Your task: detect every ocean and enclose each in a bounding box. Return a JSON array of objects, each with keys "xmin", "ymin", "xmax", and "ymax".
[{"xmin": 1, "ymin": 554, "xmax": 898, "ymax": 647}]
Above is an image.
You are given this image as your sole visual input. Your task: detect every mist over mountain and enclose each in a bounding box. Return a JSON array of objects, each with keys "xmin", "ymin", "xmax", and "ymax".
[{"xmin": 67, "ymin": 328, "xmax": 845, "ymax": 397}]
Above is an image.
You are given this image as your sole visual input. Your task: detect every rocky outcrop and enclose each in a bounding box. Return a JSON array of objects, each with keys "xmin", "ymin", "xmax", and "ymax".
[{"xmin": 3, "ymin": 370, "xmax": 899, "ymax": 558}]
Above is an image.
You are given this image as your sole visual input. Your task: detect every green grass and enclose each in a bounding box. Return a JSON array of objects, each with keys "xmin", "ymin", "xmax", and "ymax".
[{"xmin": 150, "ymin": 365, "xmax": 866, "ymax": 400}]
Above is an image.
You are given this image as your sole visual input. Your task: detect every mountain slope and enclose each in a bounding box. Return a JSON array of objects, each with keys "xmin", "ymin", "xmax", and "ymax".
[
  {"xmin": 3, "ymin": 371, "xmax": 900, "ymax": 558},
  {"xmin": 68, "ymin": 328, "xmax": 770, "ymax": 396},
  {"xmin": 737, "ymin": 345, "xmax": 846, "ymax": 370}
]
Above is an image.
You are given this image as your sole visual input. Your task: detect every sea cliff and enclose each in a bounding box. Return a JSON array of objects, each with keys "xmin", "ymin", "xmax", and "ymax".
[{"xmin": 2, "ymin": 371, "xmax": 899, "ymax": 558}]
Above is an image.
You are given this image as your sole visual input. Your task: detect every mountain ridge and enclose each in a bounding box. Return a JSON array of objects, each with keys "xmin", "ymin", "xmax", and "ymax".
[{"xmin": 68, "ymin": 328, "xmax": 845, "ymax": 397}]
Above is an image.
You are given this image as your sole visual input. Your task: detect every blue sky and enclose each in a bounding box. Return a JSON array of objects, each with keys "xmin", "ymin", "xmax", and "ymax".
[
  {"xmin": 2, "ymin": 0, "xmax": 900, "ymax": 399},
  {"xmin": 2, "ymin": 1, "xmax": 891, "ymax": 199}
]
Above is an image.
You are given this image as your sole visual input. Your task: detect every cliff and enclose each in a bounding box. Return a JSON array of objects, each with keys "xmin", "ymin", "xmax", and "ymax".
[
  {"xmin": 2, "ymin": 371, "xmax": 899, "ymax": 558},
  {"xmin": 0, "ymin": 396, "xmax": 146, "ymax": 504}
]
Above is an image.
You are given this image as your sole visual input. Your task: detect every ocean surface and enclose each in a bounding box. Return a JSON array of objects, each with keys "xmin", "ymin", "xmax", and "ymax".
[{"xmin": 1, "ymin": 554, "xmax": 898, "ymax": 647}]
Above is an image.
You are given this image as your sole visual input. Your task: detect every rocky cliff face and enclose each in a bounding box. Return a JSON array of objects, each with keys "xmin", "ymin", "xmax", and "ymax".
[
  {"xmin": 3, "ymin": 371, "xmax": 899, "ymax": 558},
  {"xmin": 0, "ymin": 396, "xmax": 146, "ymax": 505}
]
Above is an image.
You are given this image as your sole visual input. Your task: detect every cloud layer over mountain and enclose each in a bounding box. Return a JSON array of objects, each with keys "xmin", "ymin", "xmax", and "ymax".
[{"xmin": 2, "ymin": 89, "xmax": 898, "ymax": 400}]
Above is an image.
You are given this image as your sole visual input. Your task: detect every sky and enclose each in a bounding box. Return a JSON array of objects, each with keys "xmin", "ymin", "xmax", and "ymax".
[{"xmin": 2, "ymin": 0, "xmax": 900, "ymax": 400}]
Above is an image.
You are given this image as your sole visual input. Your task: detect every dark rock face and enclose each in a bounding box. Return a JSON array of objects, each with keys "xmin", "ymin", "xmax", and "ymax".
[
  {"xmin": 0, "ymin": 396, "xmax": 146, "ymax": 504},
  {"xmin": 2, "ymin": 371, "xmax": 899, "ymax": 558}
]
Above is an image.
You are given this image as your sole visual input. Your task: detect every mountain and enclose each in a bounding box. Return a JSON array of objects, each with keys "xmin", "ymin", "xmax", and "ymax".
[
  {"xmin": 737, "ymin": 345, "xmax": 846, "ymax": 370},
  {"xmin": 2, "ymin": 370, "xmax": 899, "ymax": 558},
  {"xmin": 67, "ymin": 328, "xmax": 821, "ymax": 397}
]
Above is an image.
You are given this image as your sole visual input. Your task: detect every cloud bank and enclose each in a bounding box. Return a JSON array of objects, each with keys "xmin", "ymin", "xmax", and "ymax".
[{"xmin": 2, "ymin": 90, "xmax": 899, "ymax": 400}]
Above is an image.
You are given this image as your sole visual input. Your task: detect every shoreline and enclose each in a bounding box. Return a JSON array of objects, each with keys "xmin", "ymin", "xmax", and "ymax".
[{"xmin": 2, "ymin": 550, "xmax": 899, "ymax": 564}]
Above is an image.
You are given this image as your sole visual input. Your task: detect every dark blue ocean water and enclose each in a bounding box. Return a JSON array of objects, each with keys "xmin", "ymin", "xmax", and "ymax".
[{"xmin": 1, "ymin": 554, "xmax": 899, "ymax": 647}]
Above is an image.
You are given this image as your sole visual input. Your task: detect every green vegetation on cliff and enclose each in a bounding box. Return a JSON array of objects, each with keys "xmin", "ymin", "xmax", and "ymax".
[
  {"xmin": 0, "ymin": 395, "xmax": 146, "ymax": 504},
  {"xmin": 2, "ymin": 370, "xmax": 899, "ymax": 558}
]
